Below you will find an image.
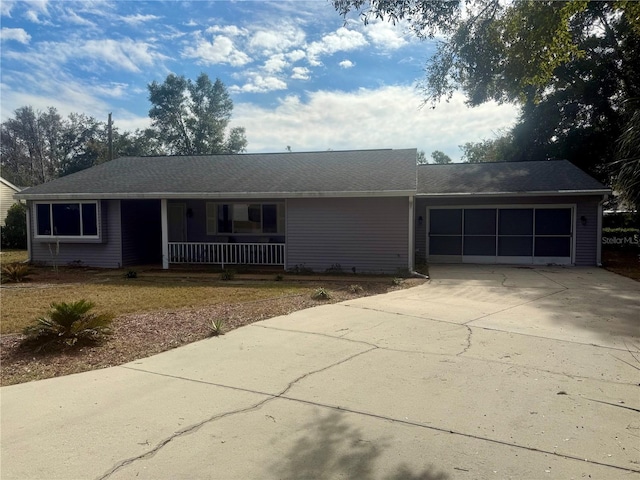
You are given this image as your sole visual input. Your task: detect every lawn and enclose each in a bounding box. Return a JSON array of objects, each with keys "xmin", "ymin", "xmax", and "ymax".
[
  {"xmin": 0, "ymin": 249, "xmax": 28, "ymax": 266},
  {"xmin": 0, "ymin": 264, "xmax": 424, "ymax": 386},
  {"xmin": 1, "ymin": 277, "xmax": 309, "ymax": 334}
]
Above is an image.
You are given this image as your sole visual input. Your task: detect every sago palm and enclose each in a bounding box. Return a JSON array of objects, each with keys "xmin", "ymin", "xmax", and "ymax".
[{"xmin": 23, "ymin": 300, "xmax": 113, "ymax": 351}]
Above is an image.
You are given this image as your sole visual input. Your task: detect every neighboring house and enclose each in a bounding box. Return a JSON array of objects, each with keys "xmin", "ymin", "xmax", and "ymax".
[
  {"xmin": 14, "ymin": 149, "xmax": 610, "ymax": 272},
  {"xmin": 0, "ymin": 177, "xmax": 21, "ymax": 226}
]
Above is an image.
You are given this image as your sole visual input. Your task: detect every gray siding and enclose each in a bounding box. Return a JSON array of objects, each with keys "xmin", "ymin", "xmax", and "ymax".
[
  {"xmin": 415, "ymin": 195, "xmax": 603, "ymax": 266},
  {"xmin": 575, "ymin": 199, "xmax": 599, "ymax": 266},
  {"xmin": 30, "ymin": 200, "xmax": 123, "ymax": 268},
  {"xmin": 286, "ymin": 197, "xmax": 409, "ymax": 274}
]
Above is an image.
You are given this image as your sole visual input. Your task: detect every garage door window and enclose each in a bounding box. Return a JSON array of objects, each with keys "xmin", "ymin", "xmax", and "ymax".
[
  {"xmin": 498, "ymin": 209, "xmax": 533, "ymax": 256},
  {"xmin": 464, "ymin": 209, "xmax": 496, "ymax": 256},
  {"xmin": 429, "ymin": 207, "xmax": 572, "ymax": 260},
  {"xmin": 534, "ymin": 208, "xmax": 572, "ymax": 257},
  {"xmin": 429, "ymin": 209, "xmax": 462, "ymax": 255}
]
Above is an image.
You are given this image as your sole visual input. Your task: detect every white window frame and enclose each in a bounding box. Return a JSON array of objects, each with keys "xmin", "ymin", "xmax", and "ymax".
[
  {"xmin": 206, "ymin": 202, "xmax": 285, "ymax": 236},
  {"xmin": 34, "ymin": 201, "xmax": 101, "ymax": 240}
]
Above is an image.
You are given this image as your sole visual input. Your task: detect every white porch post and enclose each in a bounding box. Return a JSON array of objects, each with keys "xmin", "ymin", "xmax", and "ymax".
[
  {"xmin": 25, "ymin": 202, "xmax": 32, "ymax": 262},
  {"xmin": 408, "ymin": 196, "xmax": 415, "ymax": 271},
  {"xmin": 161, "ymin": 199, "xmax": 169, "ymax": 269}
]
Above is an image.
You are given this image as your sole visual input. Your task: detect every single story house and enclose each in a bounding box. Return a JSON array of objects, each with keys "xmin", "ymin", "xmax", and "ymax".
[
  {"xmin": 1, "ymin": 176, "xmax": 22, "ymax": 226},
  {"xmin": 14, "ymin": 149, "xmax": 610, "ymax": 272}
]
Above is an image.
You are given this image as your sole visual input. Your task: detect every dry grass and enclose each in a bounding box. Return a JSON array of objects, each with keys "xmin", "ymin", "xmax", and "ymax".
[
  {"xmin": 0, "ymin": 264, "xmax": 425, "ymax": 386},
  {"xmin": 0, "ymin": 249, "xmax": 28, "ymax": 266},
  {"xmin": 1, "ymin": 279, "xmax": 307, "ymax": 334}
]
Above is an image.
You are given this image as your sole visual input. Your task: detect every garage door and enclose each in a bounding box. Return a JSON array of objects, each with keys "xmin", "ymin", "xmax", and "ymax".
[{"xmin": 427, "ymin": 207, "xmax": 574, "ymax": 264}]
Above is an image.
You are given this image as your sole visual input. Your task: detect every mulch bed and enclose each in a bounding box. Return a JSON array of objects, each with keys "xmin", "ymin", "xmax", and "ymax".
[{"xmin": 0, "ymin": 279, "xmax": 424, "ymax": 386}]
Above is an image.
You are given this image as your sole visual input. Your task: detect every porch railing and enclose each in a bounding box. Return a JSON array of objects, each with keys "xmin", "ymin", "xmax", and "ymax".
[{"xmin": 168, "ymin": 242, "xmax": 285, "ymax": 267}]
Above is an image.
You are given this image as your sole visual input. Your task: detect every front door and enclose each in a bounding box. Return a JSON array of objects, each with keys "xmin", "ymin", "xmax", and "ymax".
[{"xmin": 168, "ymin": 203, "xmax": 186, "ymax": 242}]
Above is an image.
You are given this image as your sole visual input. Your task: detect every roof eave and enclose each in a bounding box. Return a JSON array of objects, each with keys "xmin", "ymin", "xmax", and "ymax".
[
  {"xmin": 416, "ymin": 189, "xmax": 611, "ymax": 198},
  {"xmin": 16, "ymin": 190, "xmax": 417, "ymax": 201}
]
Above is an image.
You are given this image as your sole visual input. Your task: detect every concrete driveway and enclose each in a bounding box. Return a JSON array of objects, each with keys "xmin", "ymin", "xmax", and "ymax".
[{"xmin": 2, "ymin": 265, "xmax": 639, "ymax": 479}]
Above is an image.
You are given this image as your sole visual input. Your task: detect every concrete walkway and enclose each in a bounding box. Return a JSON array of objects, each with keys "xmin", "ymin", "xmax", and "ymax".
[{"xmin": 2, "ymin": 265, "xmax": 639, "ymax": 479}]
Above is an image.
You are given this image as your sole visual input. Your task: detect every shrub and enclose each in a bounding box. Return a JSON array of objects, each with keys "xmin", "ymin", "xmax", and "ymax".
[
  {"xmin": 289, "ymin": 264, "xmax": 313, "ymax": 275},
  {"xmin": 208, "ymin": 318, "xmax": 226, "ymax": 336},
  {"xmin": 348, "ymin": 284, "xmax": 364, "ymax": 294},
  {"xmin": 312, "ymin": 287, "xmax": 332, "ymax": 300},
  {"xmin": 0, "ymin": 203, "xmax": 27, "ymax": 249},
  {"xmin": 125, "ymin": 270, "xmax": 138, "ymax": 279},
  {"xmin": 220, "ymin": 269, "xmax": 236, "ymax": 281},
  {"xmin": 274, "ymin": 274, "xmax": 284, "ymax": 281},
  {"xmin": 22, "ymin": 300, "xmax": 113, "ymax": 352},
  {"xmin": 1, "ymin": 263, "xmax": 30, "ymax": 283},
  {"xmin": 325, "ymin": 263, "xmax": 343, "ymax": 274},
  {"xmin": 392, "ymin": 277, "xmax": 403, "ymax": 286}
]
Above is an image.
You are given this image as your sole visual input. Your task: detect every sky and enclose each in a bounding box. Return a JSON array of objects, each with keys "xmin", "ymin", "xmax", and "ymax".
[{"xmin": 0, "ymin": 0, "xmax": 520, "ymax": 160}]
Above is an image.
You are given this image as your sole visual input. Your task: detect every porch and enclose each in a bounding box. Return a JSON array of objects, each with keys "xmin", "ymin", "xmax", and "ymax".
[{"xmin": 168, "ymin": 242, "xmax": 285, "ymax": 267}]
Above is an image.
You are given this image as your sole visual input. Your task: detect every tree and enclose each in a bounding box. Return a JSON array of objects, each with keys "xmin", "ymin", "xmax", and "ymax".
[
  {"xmin": 416, "ymin": 150, "xmax": 428, "ymax": 165},
  {"xmin": 430, "ymin": 150, "xmax": 452, "ymax": 164},
  {"xmin": 1, "ymin": 202, "xmax": 27, "ymax": 249},
  {"xmin": 0, "ymin": 106, "xmax": 63, "ymax": 186},
  {"xmin": 613, "ymin": 98, "xmax": 640, "ymax": 208},
  {"xmin": 460, "ymin": 133, "xmax": 514, "ymax": 163},
  {"xmin": 0, "ymin": 107, "xmax": 115, "ymax": 184},
  {"xmin": 148, "ymin": 73, "xmax": 247, "ymax": 155},
  {"xmin": 334, "ymin": 1, "xmax": 640, "ymax": 199}
]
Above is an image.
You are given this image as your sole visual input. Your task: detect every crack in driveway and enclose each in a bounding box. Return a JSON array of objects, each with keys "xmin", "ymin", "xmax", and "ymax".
[{"xmin": 95, "ymin": 346, "xmax": 377, "ymax": 480}]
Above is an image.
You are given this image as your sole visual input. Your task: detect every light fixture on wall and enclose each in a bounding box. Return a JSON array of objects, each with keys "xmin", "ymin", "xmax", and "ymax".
[
  {"xmin": 580, "ymin": 215, "xmax": 587, "ymax": 226},
  {"xmin": 418, "ymin": 215, "xmax": 423, "ymax": 226}
]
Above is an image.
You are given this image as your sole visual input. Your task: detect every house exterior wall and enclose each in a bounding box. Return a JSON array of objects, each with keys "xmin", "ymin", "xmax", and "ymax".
[
  {"xmin": 121, "ymin": 200, "xmax": 162, "ymax": 266},
  {"xmin": 415, "ymin": 195, "xmax": 603, "ymax": 266},
  {"xmin": 30, "ymin": 200, "xmax": 123, "ymax": 268},
  {"xmin": 1, "ymin": 180, "xmax": 20, "ymax": 226},
  {"xmin": 286, "ymin": 197, "xmax": 409, "ymax": 274}
]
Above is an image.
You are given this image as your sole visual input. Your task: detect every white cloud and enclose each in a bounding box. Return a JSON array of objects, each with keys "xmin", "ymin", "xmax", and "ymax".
[
  {"xmin": 363, "ymin": 19, "xmax": 410, "ymax": 51},
  {"xmin": 205, "ymin": 25, "xmax": 247, "ymax": 37},
  {"xmin": 291, "ymin": 67, "xmax": 310, "ymax": 80},
  {"xmin": 287, "ymin": 49, "xmax": 306, "ymax": 62},
  {"xmin": 339, "ymin": 59, "xmax": 354, "ymax": 69},
  {"xmin": 230, "ymin": 74, "xmax": 287, "ymax": 94},
  {"xmin": 263, "ymin": 54, "xmax": 288, "ymax": 74},
  {"xmin": 77, "ymin": 39, "xmax": 167, "ymax": 72},
  {"xmin": 233, "ymin": 87, "xmax": 519, "ymax": 158},
  {"xmin": 64, "ymin": 9, "xmax": 96, "ymax": 27},
  {"xmin": 121, "ymin": 14, "xmax": 161, "ymax": 25},
  {"xmin": 1, "ymin": 0, "xmax": 15, "ymax": 17},
  {"xmin": 183, "ymin": 34, "xmax": 251, "ymax": 67},
  {"xmin": 247, "ymin": 25, "xmax": 305, "ymax": 55},
  {"xmin": 23, "ymin": 0, "xmax": 50, "ymax": 24},
  {"xmin": 306, "ymin": 27, "xmax": 368, "ymax": 66},
  {"xmin": 1, "ymin": 27, "xmax": 31, "ymax": 44}
]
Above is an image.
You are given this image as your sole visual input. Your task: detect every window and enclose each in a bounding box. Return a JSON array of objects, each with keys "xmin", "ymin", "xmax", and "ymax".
[
  {"xmin": 429, "ymin": 207, "xmax": 573, "ymax": 260},
  {"xmin": 206, "ymin": 203, "xmax": 284, "ymax": 235},
  {"xmin": 35, "ymin": 202, "xmax": 99, "ymax": 237}
]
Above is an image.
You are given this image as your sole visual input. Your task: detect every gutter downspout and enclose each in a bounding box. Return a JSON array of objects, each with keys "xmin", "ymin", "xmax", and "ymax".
[
  {"xmin": 408, "ymin": 196, "xmax": 415, "ymax": 272},
  {"xmin": 596, "ymin": 194, "xmax": 607, "ymax": 267}
]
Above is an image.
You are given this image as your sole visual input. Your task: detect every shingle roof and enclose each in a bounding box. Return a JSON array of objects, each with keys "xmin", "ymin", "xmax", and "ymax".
[
  {"xmin": 17, "ymin": 149, "xmax": 418, "ymax": 199},
  {"xmin": 417, "ymin": 160, "xmax": 609, "ymax": 195}
]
